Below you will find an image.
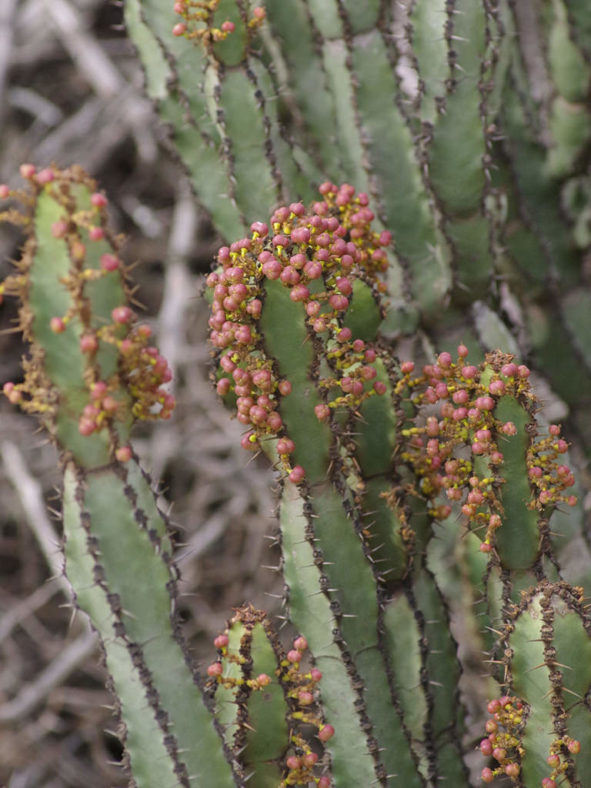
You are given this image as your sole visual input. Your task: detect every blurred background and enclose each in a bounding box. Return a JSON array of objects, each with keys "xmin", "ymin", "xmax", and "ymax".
[{"xmin": 0, "ymin": 1, "xmax": 281, "ymax": 784}]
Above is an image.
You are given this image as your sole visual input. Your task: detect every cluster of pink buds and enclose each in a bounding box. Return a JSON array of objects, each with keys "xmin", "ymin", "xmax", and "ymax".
[
  {"xmin": 397, "ymin": 348, "xmax": 576, "ymax": 551},
  {"xmin": 281, "ymin": 635, "xmax": 333, "ymax": 787},
  {"xmin": 75, "ymin": 320, "xmax": 175, "ymax": 440},
  {"xmin": 1, "ymin": 166, "xmax": 175, "ymax": 450},
  {"xmin": 527, "ymin": 424, "xmax": 577, "ymax": 509},
  {"xmin": 116, "ymin": 322, "xmax": 175, "ymax": 421},
  {"xmin": 172, "ymin": 0, "xmax": 265, "ymax": 42},
  {"xmin": 208, "ymin": 184, "xmax": 391, "ymax": 483},
  {"xmin": 479, "ymin": 696, "xmax": 525, "ymax": 783},
  {"xmin": 206, "ymin": 629, "xmax": 271, "ymax": 689},
  {"xmin": 207, "ymin": 624, "xmax": 333, "ymax": 787},
  {"xmin": 318, "ymin": 334, "xmax": 387, "ymax": 417},
  {"xmin": 542, "ymin": 736, "xmax": 582, "ymax": 787}
]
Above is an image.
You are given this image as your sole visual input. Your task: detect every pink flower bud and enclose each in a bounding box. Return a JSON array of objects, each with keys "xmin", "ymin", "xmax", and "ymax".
[
  {"xmin": 328, "ymin": 294, "xmax": 348, "ymax": 311},
  {"xmin": 289, "ymin": 465, "xmax": 305, "ymax": 484},
  {"xmin": 36, "ymin": 168, "xmax": 55, "ymax": 184},
  {"xmin": 298, "ymin": 691, "xmax": 314, "ymax": 706},
  {"xmin": 262, "ymin": 259, "xmax": 282, "ymax": 279},
  {"xmin": 91, "ymin": 192, "xmax": 108, "ymax": 208},
  {"xmin": 51, "ymin": 220, "xmax": 69, "ymax": 238},
  {"xmin": 489, "ymin": 379, "xmax": 505, "ymax": 395},
  {"xmin": 88, "ymin": 226, "xmax": 104, "ymax": 241},
  {"xmin": 438, "ymin": 351, "xmax": 452, "ymax": 369},
  {"xmin": 217, "ymin": 378, "xmax": 231, "ymax": 396},
  {"xmin": 314, "ymin": 403, "xmax": 330, "ymax": 421},
  {"xmin": 78, "ymin": 417, "xmax": 96, "ymax": 436},
  {"xmin": 80, "ymin": 334, "xmax": 98, "ymax": 353},
  {"xmin": 278, "ymin": 380, "xmax": 292, "ymax": 396},
  {"xmin": 112, "ymin": 306, "xmax": 132, "ymax": 324},
  {"xmin": 214, "ymin": 634, "xmax": 229, "ymax": 649},
  {"xmin": 290, "ymin": 284, "xmax": 310, "ymax": 302},
  {"xmin": 20, "ymin": 163, "xmax": 36, "ymax": 179},
  {"xmin": 267, "ymin": 412, "xmax": 283, "ymax": 431},
  {"xmin": 318, "ymin": 724, "xmax": 335, "ymax": 742},
  {"xmin": 115, "ymin": 446, "xmax": 132, "ymax": 463},
  {"xmin": 100, "ymin": 253, "xmax": 120, "ymax": 272},
  {"xmin": 277, "ymin": 438, "xmax": 295, "ymax": 455}
]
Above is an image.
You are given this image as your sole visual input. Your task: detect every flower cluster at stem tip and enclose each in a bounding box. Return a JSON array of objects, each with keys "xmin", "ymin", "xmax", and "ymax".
[
  {"xmin": 0, "ymin": 165, "xmax": 175, "ymax": 462},
  {"xmin": 207, "ymin": 183, "xmax": 392, "ymax": 484},
  {"xmin": 207, "ymin": 617, "xmax": 333, "ymax": 787},
  {"xmin": 396, "ymin": 348, "xmax": 576, "ymax": 551},
  {"xmin": 479, "ymin": 695, "xmax": 581, "ymax": 785},
  {"xmin": 172, "ymin": 0, "xmax": 265, "ymax": 42}
]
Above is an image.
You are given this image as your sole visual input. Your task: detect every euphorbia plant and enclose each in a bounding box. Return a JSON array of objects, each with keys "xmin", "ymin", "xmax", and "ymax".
[
  {"xmin": 2, "ymin": 0, "xmax": 591, "ymax": 785},
  {"xmin": 2, "ymin": 167, "xmax": 590, "ymax": 787}
]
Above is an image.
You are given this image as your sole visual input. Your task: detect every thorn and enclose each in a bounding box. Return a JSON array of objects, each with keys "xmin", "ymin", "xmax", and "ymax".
[
  {"xmin": 525, "ymin": 662, "xmax": 547, "ymax": 673},
  {"xmin": 562, "ymin": 686, "xmax": 583, "ymax": 699}
]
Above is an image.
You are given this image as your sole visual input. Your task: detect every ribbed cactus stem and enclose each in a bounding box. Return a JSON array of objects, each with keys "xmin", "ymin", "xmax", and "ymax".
[{"xmin": 0, "ymin": 166, "xmax": 237, "ymax": 787}]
